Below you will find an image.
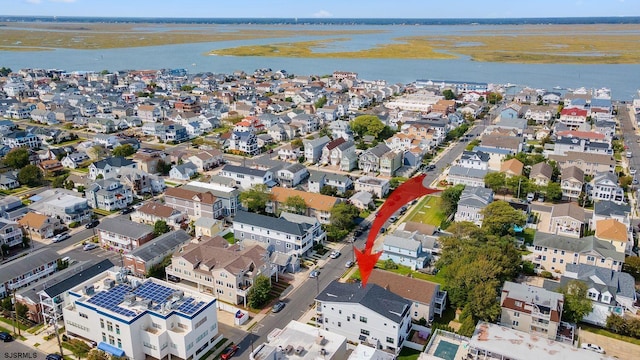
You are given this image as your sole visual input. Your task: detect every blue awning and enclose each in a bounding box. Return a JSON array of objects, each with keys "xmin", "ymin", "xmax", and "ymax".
[
  {"xmin": 98, "ymin": 342, "xmax": 125, "ymax": 357},
  {"xmin": 513, "ymin": 225, "xmax": 524, "ymax": 233}
]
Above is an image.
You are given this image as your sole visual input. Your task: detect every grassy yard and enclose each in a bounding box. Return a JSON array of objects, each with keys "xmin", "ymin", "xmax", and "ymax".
[
  {"xmin": 223, "ymin": 232, "xmax": 235, "ymax": 244},
  {"xmin": 0, "ymin": 185, "xmax": 31, "ymax": 196},
  {"xmin": 522, "ymin": 228, "xmax": 535, "ymax": 245},
  {"xmin": 397, "ymin": 347, "xmax": 422, "ymax": 360},
  {"xmin": 0, "ymin": 316, "xmax": 29, "ymax": 331},
  {"xmin": 406, "ymin": 196, "xmax": 445, "ymax": 227},
  {"xmin": 580, "ymin": 323, "xmax": 640, "ymax": 346},
  {"xmin": 377, "ymin": 261, "xmax": 447, "ymax": 285}
]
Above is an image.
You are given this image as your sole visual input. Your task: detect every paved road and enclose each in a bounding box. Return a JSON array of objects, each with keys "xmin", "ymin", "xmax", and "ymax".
[{"xmin": 2, "ymin": 339, "xmax": 48, "ymax": 359}]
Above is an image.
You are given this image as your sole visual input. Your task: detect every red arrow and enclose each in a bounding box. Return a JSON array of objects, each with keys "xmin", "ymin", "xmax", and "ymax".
[{"xmin": 356, "ymin": 173, "xmax": 441, "ymax": 287}]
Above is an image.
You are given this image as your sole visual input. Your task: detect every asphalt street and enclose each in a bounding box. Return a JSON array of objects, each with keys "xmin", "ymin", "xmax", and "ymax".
[{"xmin": 2, "ymin": 339, "xmax": 48, "ymax": 359}]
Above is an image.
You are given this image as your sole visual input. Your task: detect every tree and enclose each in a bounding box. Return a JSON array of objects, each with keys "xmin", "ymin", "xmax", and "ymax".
[
  {"xmin": 545, "ymin": 182, "xmax": 562, "ymax": 202},
  {"xmin": 487, "ymin": 92, "xmax": 503, "ymax": 104},
  {"xmin": 556, "ymin": 280, "xmax": 593, "ymax": 323},
  {"xmin": 382, "ymin": 259, "xmax": 398, "ymax": 270},
  {"xmin": 506, "ymin": 175, "xmax": 534, "ymax": 199},
  {"xmin": 0, "ymin": 67, "xmax": 12, "ymax": 76},
  {"xmin": 239, "ymin": 184, "xmax": 271, "ymax": 214},
  {"xmin": 52, "ymin": 175, "xmax": 67, "ymax": 188},
  {"xmin": 15, "ymin": 302, "xmax": 28, "ymax": 320},
  {"xmin": 18, "ymin": 165, "xmax": 44, "ymax": 187},
  {"xmin": 246, "ymin": 275, "xmax": 271, "ymax": 308},
  {"xmin": 330, "ymin": 202, "xmax": 360, "ymax": 231},
  {"xmin": 466, "ymin": 280, "xmax": 502, "ymax": 321},
  {"xmin": 112, "ymin": 144, "xmax": 136, "ymax": 157},
  {"xmin": 153, "ymin": 220, "xmax": 170, "ymax": 236},
  {"xmin": 314, "ymin": 96, "xmax": 327, "ymax": 109},
  {"xmin": 622, "ymin": 256, "xmax": 640, "ymax": 280},
  {"xmin": 350, "ymin": 115, "xmax": 385, "ymax": 139},
  {"xmin": 283, "ymin": 195, "xmax": 307, "ymax": 215},
  {"xmin": 480, "ymin": 200, "xmax": 526, "ymax": 237},
  {"xmin": 442, "ymin": 89, "xmax": 456, "ymax": 100},
  {"xmin": 484, "ymin": 172, "xmax": 506, "ymax": 193},
  {"xmin": 291, "ymin": 138, "xmax": 303, "ymax": 148},
  {"xmin": 320, "ymin": 185, "xmax": 338, "ymax": 197},
  {"xmin": 156, "ymin": 159, "xmax": 172, "ymax": 176},
  {"xmin": 86, "ymin": 349, "xmax": 110, "ymax": 360},
  {"xmin": 440, "ymin": 184, "xmax": 465, "ymax": 216},
  {"xmin": 4, "ymin": 148, "xmax": 29, "ymax": 169},
  {"xmin": 1, "ymin": 296, "xmax": 13, "ymax": 312}
]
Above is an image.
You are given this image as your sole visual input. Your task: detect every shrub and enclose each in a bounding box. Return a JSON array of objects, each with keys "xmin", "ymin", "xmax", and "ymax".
[
  {"xmin": 540, "ymin": 271, "xmax": 554, "ymax": 279},
  {"xmin": 68, "ymin": 221, "xmax": 80, "ymax": 228}
]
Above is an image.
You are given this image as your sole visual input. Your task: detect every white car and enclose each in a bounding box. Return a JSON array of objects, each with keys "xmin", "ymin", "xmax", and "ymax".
[
  {"xmin": 329, "ymin": 251, "xmax": 341, "ymax": 259},
  {"xmin": 83, "ymin": 243, "xmax": 98, "ymax": 251},
  {"xmin": 581, "ymin": 343, "xmax": 605, "ymax": 354},
  {"xmin": 345, "ymin": 260, "xmax": 354, "ymax": 268},
  {"xmin": 630, "ymin": 167, "xmax": 637, "ymax": 175},
  {"xmin": 52, "ymin": 233, "xmax": 71, "ymax": 243}
]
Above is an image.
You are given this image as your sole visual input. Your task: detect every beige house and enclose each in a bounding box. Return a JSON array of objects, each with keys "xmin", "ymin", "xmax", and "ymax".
[
  {"xmin": 548, "ymin": 151, "xmax": 615, "ymax": 176},
  {"xmin": 500, "ymin": 158, "xmax": 524, "ymax": 177},
  {"xmin": 194, "ymin": 217, "xmax": 224, "ymax": 238},
  {"xmin": 532, "ymin": 232, "xmax": 624, "ymax": 275},
  {"xmin": 188, "ymin": 149, "xmax": 224, "ymax": 172},
  {"xmin": 595, "ymin": 218, "xmax": 631, "ymax": 254},
  {"xmin": 166, "ymin": 236, "xmax": 273, "ymax": 306},
  {"xmin": 560, "ymin": 166, "xmax": 584, "ymax": 201},
  {"xmin": 530, "ymin": 162, "xmax": 553, "ymax": 187},
  {"xmin": 500, "ymin": 282, "xmax": 567, "ymax": 342},
  {"xmin": 130, "ymin": 202, "xmax": 186, "ymax": 228},
  {"xmin": 546, "ymin": 202, "xmax": 588, "ymax": 238},
  {"xmin": 268, "ymin": 187, "xmax": 340, "ymax": 224},
  {"xmin": 17, "ymin": 212, "xmax": 62, "ymax": 239}
]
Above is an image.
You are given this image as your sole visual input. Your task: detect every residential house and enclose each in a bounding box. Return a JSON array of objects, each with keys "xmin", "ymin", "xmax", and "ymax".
[
  {"xmin": 166, "ymin": 236, "xmax": 272, "ymax": 306},
  {"xmin": 367, "ymin": 269, "xmax": 447, "ymax": 322},
  {"xmin": 225, "ymin": 131, "xmax": 259, "ymax": 156},
  {"xmin": 0, "ymin": 171, "xmax": 20, "ymax": 190},
  {"xmin": 0, "ymin": 196, "xmax": 28, "ymax": 220},
  {"xmin": 0, "ymin": 248, "xmax": 59, "ymax": 298},
  {"xmin": 530, "ymin": 162, "xmax": 553, "ymax": 187},
  {"xmin": 380, "ymin": 230, "xmax": 435, "ymax": 270},
  {"xmin": 500, "ymin": 158, "xmax": 524, "ymax": 177},
  {"xmin": 164, "ymin": 187, "xmax": 224, "ymax": 220},
  {"xmin": 594, "ymin": 218, "xmax": 631, "ymax": 255},
  {"xmin": 96, "ymin": 217, "xmax": 154, "ymax": 253},
  {"xmin": 592, "ymin": 200, "xmax": 631, "ymax": 232},
  {"xmin": 590, "ymin": 172, "xmax": 625, "ymax": 205},
  {"xmin": 560, "ymin": 166, "xmax": 584, "ymax": 201},
  {"xmin": 268, "ymin": 123, "xmax": 296, "ymax": 142},
  {"xmin": 446, "ymin": 166, "xmax": 487, "ymax": 188},
  {"xmin": 61, "ymin": 151, "xmax": 90, "ymax": 169},
  {"xmin": 268, "ymin": 187, "xmax": 340, "ymax": 224},
  {"xmin": 122, "ymin": 230, "xmax": 191, "ymax": 277},
  {"xmin": 93, "ymin": 134, "xmax": 119, "ymax": 148},
  {"xmin": 457, "ymin": 150, "xmax": 489, "ymax": 170},
  {"xmin": 315, "ymin": 280, "xmax": 412, "ymax": 355},
  {"xmin": 188, "ymin": 149, "xmax": 224, "ymax": 171},
  {"xmin": 524, "ymin": 105, "xmax": 555, "ymax": 124},
  {"xmin": 359, "ymin": 143, "xmax": 391, "ymax": 173},
  {"xmin": 0, "ymin": 218, "xmax": 23, "ymax": 248},
  {"xmin": 350, "ymin": 191, "xmax": 374, "ymax": 211},
  {"xmin": 277, "ymin": 163, "xmax": 309, "ymax": 188},
  {"xmin": 130, "ymin": 202, "xmax": 186, "ymax": 229},
  {"xmin": 119, "ymin": 167, "xmax": 166, "ymax": 195},
  {"xmin": 30, "ymin": 109, "xmax": 58, "ymax": 125},
  {"xmin": 558, "ymin": 108, "xmax": 588, "ymax": 128},
  {"xmin": 548, "ymin": 151, "xmax": 615, "ymax": 176},
  {"xmin": 194, "ymin": 217, "xmax": 224, "ymax": 238},
  {"xmin": 87, "ymin": 117, "xmax": 116, "ymax": 133},
  {"xmin": 137, "ymin": 104, "xmax": 163, "ymax": 122},
  {"xmin": 28, "ymin": 188, "xmax": 91, "ymax": 224},
  {"xmin": 329, "ymin": 120, "xmax": 353, "ymax": 140},
  {"xmin": 354, "ymin": 176, "xmax": 390, "ymax": 198},
  {"xmin": 532, "ymin": 232, "xmax": 624, "ymax": 275},
  {"xmin": 546, "ymin": 202, "xmax": 588, "ymax": 238},
  {"xmin": 18, "ymin": 212, "xmax": 62, "ymax": 239},
  {"xmin": 234, "ymin": 210, "xmax": 324, "ymax": 262},
  {"xmin": 454, "ymin": 186, "xmax": 494, "ymax": 226},
  {"xmin": 277, "ymin": 143, "xmax": 302, "ymax": 161},
  {"xmin": 478, "ymin": 134, "xmax": 523, "ymax": 155},
  {"xmin": 88, "ymin": 156, "xmax": 137, "ymax": 180},
  {"xmin": 547, "ymin": 264, "xmax": 638, "ymax": 326},
  {"xmin": 132, "ymin": 147, "xmax": 166, "ymax": 174},
  {"xmin": 380, "ymin": 150, "xmax": 403, "ymax": 177},
  {"xmin": 181, "ymin": 181, "xmax": 240, "ymax": 217},
  {"xmin": 169, "ymin": 162, "xmax": 198, "ymax": 180},
  {"xmin": 303, "ymin": 136, "xmax": 330, "ymax": 164},
  {"xmin": 219, "ymin": 164, "xmax": 276, "ymax": 190},
  {"xmin": 162, "ymin": 124, "xmax": 189, "ymax": 143},
  {"xmin": 3, "ymin": 131, "xmax": 41, "ymax": 148},
  {"xmin": 85, "ymin": 178, "xmax": 134, "ymax": 211},
  {"xmin": 308, "ymin": 170, "xmax": 353, "ymax": 194},
  {"xmin": 499, "ymin": 281, "xmax": 566, "ymax": 342}
]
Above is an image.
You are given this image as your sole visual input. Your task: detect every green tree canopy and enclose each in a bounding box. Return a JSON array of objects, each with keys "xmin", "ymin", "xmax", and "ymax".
[
  {"xmin": 556, "ymin": 280, "xmax": 593, "ymax": 323},
  {"xmin": 330, "ymin": 202, "xmax": 360, "ymax": 231},
  {"xmin": 545, "ymin": 182, "xmax": 562, "ymax": 202},
  {"xmin": 314, "ymin": 96, "xmax": 327, "ymax": 109},
  {"xmin": 283, "ymin": 195, "xmax": 308, "ymax": 215},
  {"xmin": 484, "ymin": 172, "xmax": 506, "ymax": 193},
  {"xmin": 155, "ymin": 159, "xmax": 172, "ymax": 175},
  {"xmin": 622, "ymin": 256, "xmax": 640, "ymax": 280},
  {"xmin": 153, "ymin": 220, "xmax": 171, "ymax": 236},
  {"xmin": 247, "ymin": 275, "xmax": 271, "ymax": 308},
  {"xmin": 351, "ymin": 115, "xmax": 386, "ymax": 139},
  {"xmin": 239, "ymin": 184, "xmax": 271, "ymax": 214},
  {"xmin": 320, "ymin": 185, "xmax": 338, "ymax": 197},
  {"xmin": 441, "ymin": 184, "xmax": 465, "ymax": 216},
  {"xmin": 18, "ymin": 165, "xmax": 44, "ymax": 187},
  {"xmin": 480, "ymin": 200, "xmax": 526, "ymax": 237},
  {"xmin": 506, "ymin": 175, "xmax": 535, "ymax": 199},
  {"xmin": 4, "ymin": 148, "xmax": 30, "ymax": 169},
  {"xmin": 87, "ymin": 349, "xmax": 110, "ymax": 360},
  {"xmin": 442, "ymin": 89, "xmax": 456, "ymax": 100},
  {"xmin": 112, "ymin": 144, "xmax": 136, "ymax": 157}
]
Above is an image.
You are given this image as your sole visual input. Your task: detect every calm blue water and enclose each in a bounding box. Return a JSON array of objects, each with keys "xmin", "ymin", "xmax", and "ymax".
[{"xmin": 1, "ymin": 20, "xmax": 640, "ymax": 99}]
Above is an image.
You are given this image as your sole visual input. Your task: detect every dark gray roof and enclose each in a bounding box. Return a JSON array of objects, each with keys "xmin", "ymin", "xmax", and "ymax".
[
  {"xmin": 563, "ymin": 263, "xmax": 636, "ymax": 299},
  {"xmin": 234, "ymin": 210, "xmax": 312, "ymax": 236},
  {"xmin": 128, "ymin": 230, "xmax": 191, "ymax": 262},
  {"xmin": 92, "ymin": 156, "xmax": 135, "ymax": 169},
  {"xmin": 222, "ymin": 164, "xmax": 267, "ymax": 177},
  {"xmin": 41, "ymin": 259, "xmax": 115, "ymax": 298},
  {"xmin": 561, "ymin": 166, "xmax": 584, "ymax": 181},
  {"xmin": 533, "ymin": 232, "xmax": 624, "ymax": 262},
  {"xmin": 461, "ymin": 150, "xmax": 489, "ymax": 162},
  {"xmin": 594, "ymin": 201, "xmax": 631, "ymax": 217},
  {"xmin": 315, "ymin": 280, "xmax": 411, "ymax": 323},
  {"xmin": 282, "ymin": 163, "xmax": 307, "ymax": 174},
  {"xmin": 96, "ymin": 217, "xmax": 153, "ymax": 239},
  {"xmin": 0, "ymin": 249, "xmax": 60, "ymax": 284},
  {"xmin": 304, "ymin": 135, "xmax": 331, "ymax": 148},
  {"xmin": 458, "ymin": 186, "xmax": 493, "ymax": 208},
  {"xmin": 447, "ymin": 165, "xmax": 488, "ymax": 179},
  {"xmin": 366, "ymin": 143, "xmax": 391, "ymax": 158}
]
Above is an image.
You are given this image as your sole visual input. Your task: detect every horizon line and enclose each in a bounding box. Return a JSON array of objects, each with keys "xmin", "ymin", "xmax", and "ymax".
[{"xmin": 1, "ymin": 15, "xmax": 640, "ymax": 20}]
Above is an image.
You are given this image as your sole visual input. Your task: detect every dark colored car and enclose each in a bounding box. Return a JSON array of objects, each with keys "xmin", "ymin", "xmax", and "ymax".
[
  {"xmin": 272, "ymin": 301, "xmax": 286, "ymax": 313},
  {"xmin": 221, "ymin": 345, "xmax": 239, "ymax": 360},
  {"xmin": 85, "ymin": 219, "xmax": 100, "ymax": 229},
  {"xmin": 0, "ymin": 331, "xmax": 13, "ymax": 342},
  {"xmin": 354, "ymin": 228, "xmax": 363, "ymax": 237},
  {"xmin": 120, "ymin": 207, "xmax": 134, "ymax": 215},
  {"xmin": 46, "ymin": 354, "xmax": 63, "ymax": 360}
]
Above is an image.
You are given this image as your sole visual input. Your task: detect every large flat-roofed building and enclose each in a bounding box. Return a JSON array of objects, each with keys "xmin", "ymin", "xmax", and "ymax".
[
  {"xmin": 63, "ymin": 267, "xmax": 220, "ymax": 360},
  {"xmin": 250, "ymin": 320, "xmax": 347, "ymax": 360},
  {"xmin": 28, "ymin": 188, "xmax": 92, "ymax": 224}
]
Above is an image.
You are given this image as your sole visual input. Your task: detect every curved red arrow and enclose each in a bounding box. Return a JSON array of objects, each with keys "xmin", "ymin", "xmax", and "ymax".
[{"xmin": 355, "ymin": 173, "xmax": 441, "ymax": 286}]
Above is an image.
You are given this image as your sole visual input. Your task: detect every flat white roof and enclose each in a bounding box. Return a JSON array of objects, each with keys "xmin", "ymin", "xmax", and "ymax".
[
  {"xmin": 252, "ymin": 321, "xmax": 346, "ymax": 360},
  {"xmin": 186, "ymin": 181, "xmax": 235, "ymax": 192}
]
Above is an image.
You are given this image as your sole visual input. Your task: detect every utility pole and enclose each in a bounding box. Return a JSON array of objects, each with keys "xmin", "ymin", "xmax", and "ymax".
[
  {"xmin": 51, "ymin": 319, "xmax": 64, "ymax": 357},
  {"xmin": 11, "ymin": 289, "xmax": 16, "ymax": 336}
]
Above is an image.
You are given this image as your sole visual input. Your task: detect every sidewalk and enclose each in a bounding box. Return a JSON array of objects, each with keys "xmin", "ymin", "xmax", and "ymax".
[{"xmin": 19, "ymin": 322, "xmax": 76, "ymax": 358}]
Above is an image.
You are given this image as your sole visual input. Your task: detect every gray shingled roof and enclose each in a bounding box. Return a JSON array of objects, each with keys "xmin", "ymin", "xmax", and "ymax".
[
  {"xmin": 96, "ymin": 217, "xmax": 153, "ymax": 239},
  {"xmin": 234, "ymin": 210, "xmax": 312, "ymax": 236},
  {"xmin": 222, "ymin": 164, "xmax": 267, "ymax": 177},
  {"xmin": 128, "ymin": 230, "xmax": 191, "ymax": 262},
  {"xmin": 563, "ymin": 263, "xmax": 636, "ymax": 300},
  {"xmin": 315, "ymin": 280, "xmax": 412, "ymax": 323},
  {"xmin": 366, "ymin": 143, "xmax": 391, "ymax": 158},
  {"xmin": 447, "ymin": 165, "xmax": 488, "ymax": 179},
  {"xmin": 92, "ymin": 156, "xmax": 135, "ymax": 169},
  {"xmin": 594, "ymin": 200, "xmax": 631, "ymax": 217},
  {"xmin": 0, "ymin": 249, "xmax": 60, "ymax": 284},
  {"xmin": 533, "ymin": 232, "xmax": 625, "ymax": 262}
]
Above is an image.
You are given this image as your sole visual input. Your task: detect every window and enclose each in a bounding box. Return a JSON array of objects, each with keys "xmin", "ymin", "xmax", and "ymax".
[
  {"xmin": 512, "ymin": 320, "xmax": 519, "ymax": 326},
  {"xmin": 107, "ymin": 321, "xmax": 113, "ymax": 332},
  {"xmin": 513, "ymin": 312, "xmax": 519, "ymax": 317},
  {"xmin": 117, "ymin": 339, "xmax": 122, "ymax": 348},
  {"xmin": 109, "ymin": 335, "xmax": 115, "ymax": 345},
  {"xmin": 359, "ymin": 316, "xmax": 367, "ymax": 323},
  {"xmin": 100, "ymin": 319, "xmax": 104, "ymax": 329},
  {"xmin": 102, "ymin": 333, "xmax": 106, "ymax": 342},
  {"xmin": 360, "ymin": 329, "xmax": 370, "ymax": 335},
  {"xmin": 79, "ymin": 312, "xmax": 88, "ymax": 319},
  {"xmin": 338, "ymin": 322, "xmax": 341, "ymax": 327},
  {"xmin": 386, "ymin": 337, "xmax": 394, "ymax": 344}
]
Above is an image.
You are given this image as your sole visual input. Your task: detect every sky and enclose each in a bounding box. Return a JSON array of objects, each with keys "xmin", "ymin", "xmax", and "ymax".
[{"xmin": 2, "ymin": 0, "xmax": 639, "ymax": 19}]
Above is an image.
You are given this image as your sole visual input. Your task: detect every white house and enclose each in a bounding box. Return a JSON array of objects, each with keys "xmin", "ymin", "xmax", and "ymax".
[
  {"xmin": 88, "ymin": 157, "xmax": 137, "ymax": 180},
  {"xmin": 454, "ymin": 186, "xmax": 494, "ymax": 226},
  {"xmin": 218, "ymin": 164, "xmax": 276, "ymax": 190},
  {"xmin": 315, "ymin": 280, "xmax": 412, "ymax": 355},
  {"xmin": 61, "ymin": 152, "xmax": 90, "ymax": 169},
  {"xmin": 354, "ymin": 176, "xmax": 390, "ymax": 198},
  {"xmin": 169, "ymin": 162, "xmax": 198, "ymax": 181},
  {"xmin": 277, "ymin": 163, "xmax": 309, "ymax": 188}
]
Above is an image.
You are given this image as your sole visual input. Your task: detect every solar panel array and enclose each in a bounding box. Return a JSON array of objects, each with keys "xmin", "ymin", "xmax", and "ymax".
[{"xmin": 86, "ymin": 280, "xmax": 207, "ymax": 317}]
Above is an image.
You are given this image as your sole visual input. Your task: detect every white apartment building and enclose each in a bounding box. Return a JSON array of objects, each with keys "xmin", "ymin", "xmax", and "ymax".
[
  {"xmin": 315, "ymin": 280, "xmax": 412, "ymax": 355},
  {"xmin": 63, "ymin": 268, "xmax": 220, "ymax": 360}
]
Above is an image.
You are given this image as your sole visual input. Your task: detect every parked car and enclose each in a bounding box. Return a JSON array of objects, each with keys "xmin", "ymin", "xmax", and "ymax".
[
  {"xmin": 220, "ymin": 345, "xmax": 240, "ymax": 360},
  {"xmin": 271, "ymin": 301, "xmax": 286, "ymax": 314},
  {"xmin": 52, "ymin": 233, "xmax": 71, "ymax": 243},
  {"xmin": 120, "ymin": 207, "xmax": 134, "ymax": 215},
  {"xmin": 167, "ymin": 275, "xmax": 181, "ymax": 282},
  {"xmin": 83, "ymin": 243, "xmax": 98, "ymax": 251},
  {"xmin": 345, "ymin": 260, "xmax": 354, "ymax": 268},
  {"xmin": 85, "ymin": 219, "xmax": 99, "ymax": 229},
  {"xmin": 630, "ymin": 167, "xmax": 637, "ymax": 175},
  {"xmin": 354, "ymin": 228, "xmax": 363, "ymax": 237},
  {"xmin": 309, "ymin": 270, "xmax": 320, "ymax": 278},
  {"xmin": 581, "ymin": 343, "xmax": 605, "ymax": 354},
  {"xmin": 526, "ymin": 192, "xmax": 535, "ymax": 203},
  {"xmin": 46, "ymin": 355, "xmax": 63, "ymax": 360},
  {"xmin": 329, "ymin": 251, "xmax": 341, "ymax": 259},
  {"xmin": 0, "ymin": 331, "xmax": 13, "ymax": 342}
]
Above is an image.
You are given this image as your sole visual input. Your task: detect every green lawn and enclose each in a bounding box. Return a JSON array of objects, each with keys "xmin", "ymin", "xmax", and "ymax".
[
  {"xmin": 397, "ymin": 347, "xmax": 422, "ymax": 360},
  {"xmin": 522, "ymin": 228, "xmax": 535, "ymax": 245},
  {"xmin": 376, "ymin": 261, "xmax": 447, "ymax": 284},
  {"xmin": 580, "ymin": 323, "xmax": 640, "ymax": 346},
  {"xmin": 223, "ymin": 232, "xmax": 235, "ymax": 244},
  {"xmin": 406, "ymin": 196, "xmax": 445, "ymax": 226}
]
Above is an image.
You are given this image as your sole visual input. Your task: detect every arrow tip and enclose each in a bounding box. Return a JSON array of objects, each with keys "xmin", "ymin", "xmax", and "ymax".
[{"xmin": 354, "ymin": 246, "xmax": 382, "ymax": 287}]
